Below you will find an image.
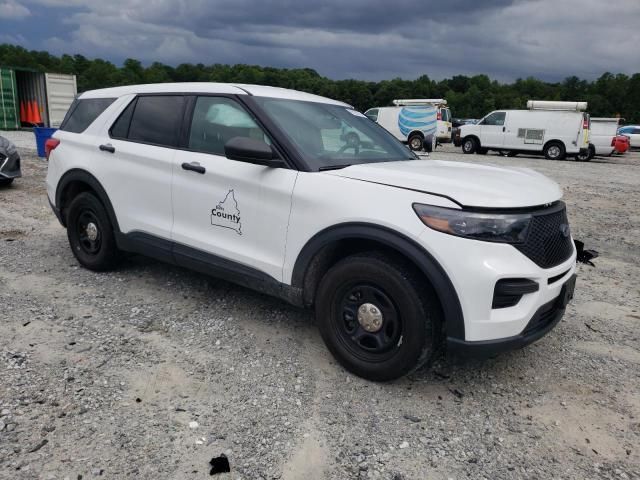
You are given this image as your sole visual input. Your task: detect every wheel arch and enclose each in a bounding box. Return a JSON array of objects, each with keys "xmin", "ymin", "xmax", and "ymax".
[
  {"xmin": 462, "ymin": 134, "xmax": 480, "ymax": 147},
  {"xmin": 55, "ymin": 169, "xmax": 120, "ymax": 231},
  {"xmin": 408, "ymin": 130, "xmax": 424, "ymax": 139},
  {"xmin": 542, "ymin": 139, "xmax": 565, "ymax": 151},
  {"xmin": 291, "ymin": 222, "xmax": 465, "ymax": 340}
]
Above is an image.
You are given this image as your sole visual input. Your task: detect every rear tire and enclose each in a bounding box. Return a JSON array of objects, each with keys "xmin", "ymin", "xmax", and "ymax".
[
  {"xmin": 575, "ymin": 145, "xmax": 594, "ymax": 162},
  {"xmin": 544, "ymin": 141, "xmax": 566, "ymax": 160},
  {"xmin": 66, "ymin": 192, "xmax": 121, "ymax": 271},
  {"xmin": 462, "ymin": 137, "xmax": 478, "ymax": 154},
  {"xmin": 425, "ymin": 135, "xmax": 436, "ymax": 153},
  {"xmin": 0, "ymin": 178, "xmax": 14, "ymax": 186},
  {"xmin": 315, "ymin": 252, "xmax": 441, "ymax": 381},
  {"xmin": 408, "ymin": 134, "xmax": 424, "ymax": 151}
]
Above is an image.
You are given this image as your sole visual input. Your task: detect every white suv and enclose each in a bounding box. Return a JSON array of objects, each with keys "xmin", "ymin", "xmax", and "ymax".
[{"xmin": 46, "ymin": 83, "xmax": 577, "ymax": 381}]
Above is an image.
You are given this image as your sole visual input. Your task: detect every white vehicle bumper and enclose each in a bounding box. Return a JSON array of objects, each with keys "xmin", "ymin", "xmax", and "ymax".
[{"xmin": 418, "ymin": 228, "xmax": 577, "ymax": 355}]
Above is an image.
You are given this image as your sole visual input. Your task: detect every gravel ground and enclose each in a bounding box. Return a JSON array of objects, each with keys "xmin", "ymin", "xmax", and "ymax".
[{"xmin": 0, "ymin": 135, "xmax": 639, "ymax": 480}]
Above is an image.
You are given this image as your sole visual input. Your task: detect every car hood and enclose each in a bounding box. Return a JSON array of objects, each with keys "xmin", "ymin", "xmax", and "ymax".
[{"xmin": 324, "ymin": 160, "xmax": 563, "ymax": 208}]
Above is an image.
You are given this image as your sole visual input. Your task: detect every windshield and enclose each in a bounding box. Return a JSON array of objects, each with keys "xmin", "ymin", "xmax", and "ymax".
[{"xmin": 254, "ymin": 97, "xmax": 416, "ymax": 170}]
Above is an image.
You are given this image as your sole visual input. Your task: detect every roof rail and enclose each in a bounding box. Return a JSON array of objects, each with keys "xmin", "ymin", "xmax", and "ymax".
[{"xmin": 392, "ymin": 99, "xmax": 447, "ymax": 106}]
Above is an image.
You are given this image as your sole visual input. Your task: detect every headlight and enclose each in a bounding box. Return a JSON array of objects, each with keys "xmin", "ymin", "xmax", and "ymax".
[{"xmin": 413, "ymin": 204, "xmax": 531, "ymax": 244}]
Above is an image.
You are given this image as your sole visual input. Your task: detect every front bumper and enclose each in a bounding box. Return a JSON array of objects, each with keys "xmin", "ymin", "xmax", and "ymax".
[
  {"xmin": 0, "ymin": 152, "xmax": 22, "ymax": 179},
  {"xmin": 447, "ymin": 274, "xmax": 576, "ymax": 358}
]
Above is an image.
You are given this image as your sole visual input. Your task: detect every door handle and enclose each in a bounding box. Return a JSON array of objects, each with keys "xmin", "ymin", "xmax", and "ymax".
[
  {"xmin": 502, "ymin": 126, "xmax": 506, "ymax": 132},
  {"xmin": 181, "ymin": 162, "xmax": 206, "ymax": 174},
  {"xmin": 99, "ymin": 144, "xmax": 115, "ymax": 153}
]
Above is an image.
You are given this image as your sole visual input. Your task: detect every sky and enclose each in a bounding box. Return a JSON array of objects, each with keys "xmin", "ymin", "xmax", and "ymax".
[{"xmin": 1, "ymin": 0, "xmax": 639, "ymax": 82}]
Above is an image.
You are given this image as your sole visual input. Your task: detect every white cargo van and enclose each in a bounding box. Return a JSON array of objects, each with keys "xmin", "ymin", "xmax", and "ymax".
[
  {"xmin": 364, "ymin": 102, "xmax": 438, "ymax": 152},
  {"xmin": 577, "ymin": 117, "xmax": 619, "ymax": 160},
  {"xmin": 459, "ymin": 101, "xmax": 590, "ymax": 160}
]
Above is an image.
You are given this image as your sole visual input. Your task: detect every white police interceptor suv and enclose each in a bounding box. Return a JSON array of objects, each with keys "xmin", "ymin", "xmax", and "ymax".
[{"xmin": 45, "ymin": 83, "xmax": 577, "ymax": 381}]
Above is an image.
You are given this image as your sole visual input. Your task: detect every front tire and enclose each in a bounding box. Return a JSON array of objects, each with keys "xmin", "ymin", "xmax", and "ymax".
[
  {"xmin": 315, "ymin": 253, "xmax": 441, "ymax": 381},
  {"xmin": 66, "ymin": 192, "xmax": 120, "ymax": 271},
  {"xmin": 544, "ymin": 141, "xmax": 566, "ymax": 160},
  {"xmin": 462, "ymin": 137, "xmax": 478, "ymax": 154}
]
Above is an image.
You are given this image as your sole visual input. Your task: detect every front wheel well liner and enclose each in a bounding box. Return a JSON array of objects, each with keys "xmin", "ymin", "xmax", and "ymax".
[{"xmin": 291, "ymin": 223, "xmax": 465, "ymax": 340}]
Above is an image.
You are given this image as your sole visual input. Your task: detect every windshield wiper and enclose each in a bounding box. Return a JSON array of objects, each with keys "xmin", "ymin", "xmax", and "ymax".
[{"xmin": 318, "ymin": 164, "xmax": 352, "ymax": 171}]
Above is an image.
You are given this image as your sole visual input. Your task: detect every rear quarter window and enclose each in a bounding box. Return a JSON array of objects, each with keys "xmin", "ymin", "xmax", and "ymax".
[{"xmin": 60, "ymin": 98, "xmax": 116, "ymax": 133}]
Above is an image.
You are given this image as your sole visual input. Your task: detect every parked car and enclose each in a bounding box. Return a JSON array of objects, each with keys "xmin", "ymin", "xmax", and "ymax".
[
  {"xmin": 617, "ymin": 125, "xmax": 640, "ymax": 148},
  {"xmin": 576, "ymin": 117, "xmax": 620, "ymax": 161},
  {"xmin": 459, "ymin": 101, "xmax": 590, "ymax": 160},
  {"xmin": 613, "ymin": 134, "xmax": 630, "ymax": 154},
  {"xmin": 46, "ymin": 83, "xmax": 577, "ymax": 381},
  {"xmin": 364, "ymin": 103, "xmax": 438, "ymax": 152},
  {"xmin": 0, "ymin": 135, "xmax": 22, "ymax": 186},
  {"xmin": 452, "ymin": 118, "xmax": 477, "ymax": 147}
]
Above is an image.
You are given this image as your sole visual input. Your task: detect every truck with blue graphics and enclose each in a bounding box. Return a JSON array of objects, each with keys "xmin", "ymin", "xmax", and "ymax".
[{"xmin": 364, "ymin": 99, "xmax": 443, "ymax": 152}]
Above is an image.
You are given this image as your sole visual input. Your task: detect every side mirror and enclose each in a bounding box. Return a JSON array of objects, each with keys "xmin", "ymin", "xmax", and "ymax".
[{"xmin": 224, "ymin": 137, "xmax": 285, "ymax": 168}]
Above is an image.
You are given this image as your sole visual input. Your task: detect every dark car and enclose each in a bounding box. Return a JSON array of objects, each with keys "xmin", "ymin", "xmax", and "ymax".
[
  {"xmin": 0, "ymin": 135, "xmax": 21, "ymax": 186},
  {"xmin": 452, "ymin": 118, "xmax": 477, "ymax": 147}
]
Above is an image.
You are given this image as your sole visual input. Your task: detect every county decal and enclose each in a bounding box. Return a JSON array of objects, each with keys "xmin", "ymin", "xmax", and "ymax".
[{"xmin": 211, "ymin": 189, "xmax": 242, "ymax": 235}]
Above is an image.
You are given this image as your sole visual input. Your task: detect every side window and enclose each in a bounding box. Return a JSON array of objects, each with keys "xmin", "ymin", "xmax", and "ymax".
[
  {"xmin": 364, "ymin": 109, "xmax": 379, "ymax": 122},
  {"xmin": 481, "ymin": 112, "xmax": 506, "ymax": 126},
  {"xmin": 110, "ymin": 98, "xmax": 136, "ymax": 139},
  {"xmin": 60, "ymin": 98, "xmax": 116, "ymax": 133},
  {"xmin": 127, "ymin": 95, "xmax": 185, "ymax": 147},
  {"xmin": 441, "ymin": 108, "xmax": 451, "ymax": 122},
  {"xmin": 188, "ymin": 97, "xmax": 270, "ymax": 155},
  {"xmin": 634, "ymin": 128, "xmax": 640, "ymax": 135}
]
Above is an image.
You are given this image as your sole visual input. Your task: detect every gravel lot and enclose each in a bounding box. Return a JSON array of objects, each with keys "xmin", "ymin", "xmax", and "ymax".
[{"xmin": 1, "ymin": 133, "xmax": 639, "ymax": 479}]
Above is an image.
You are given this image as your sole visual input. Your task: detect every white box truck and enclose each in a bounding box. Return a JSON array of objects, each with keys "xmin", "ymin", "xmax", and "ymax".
[
  {"xmin": 364, "ymin": 102, "xmax": 438, "ymax": 152},
  {"xmin": 459, "ymin": 100, "xmax": 590, "ymax": 160},
  {"xmin": 576, "ymin": 117, "xmax": 619, "ymax": 161}
]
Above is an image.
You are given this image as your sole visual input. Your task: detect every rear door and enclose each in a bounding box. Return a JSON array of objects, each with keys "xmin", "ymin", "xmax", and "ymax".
[
  {"xmin": 105, "ymin": 94, "xmax": 184, "ymax": 239},
  {"xmin": 479, "ymin": 111, "xmax": 506, "ymax": 148},
  {"xmin": 171, "ymin": 95, "xmax": 298, "ymax": 281}
]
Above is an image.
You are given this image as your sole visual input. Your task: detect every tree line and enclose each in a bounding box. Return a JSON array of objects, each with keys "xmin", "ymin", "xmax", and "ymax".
[{"xmin": 2, "ymin": 43, "xmax": 639, "ymax": 123}]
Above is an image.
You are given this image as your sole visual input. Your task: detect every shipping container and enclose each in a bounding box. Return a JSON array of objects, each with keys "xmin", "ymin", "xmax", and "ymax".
[{"xmin": 0, "ymin": 66, "xmax": 77, "ymax": 130}]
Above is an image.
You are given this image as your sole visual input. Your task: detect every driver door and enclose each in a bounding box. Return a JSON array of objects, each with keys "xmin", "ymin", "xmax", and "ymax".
[
  {"xmin": 480, "ymin": 111, "xmax": 507, "ymax": 148},
  {"xmin": 171, "ymin": 96, "xmax": 298, "ymax": 281}
]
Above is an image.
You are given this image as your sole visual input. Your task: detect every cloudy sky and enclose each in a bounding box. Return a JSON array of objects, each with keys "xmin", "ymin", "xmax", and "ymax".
[{"xmin": 1, "ymin": 0, "xmax": 639, "ymax": 81}]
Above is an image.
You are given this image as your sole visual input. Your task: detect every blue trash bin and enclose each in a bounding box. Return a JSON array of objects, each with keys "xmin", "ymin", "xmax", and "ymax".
[{"xmin": 33, "ymin": 127, "xmax": 58, "ymax": 158}]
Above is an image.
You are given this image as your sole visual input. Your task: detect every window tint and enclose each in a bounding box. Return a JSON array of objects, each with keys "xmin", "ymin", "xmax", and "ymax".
[
  {"xmin": 481, "ymin": 112, "xmax": 506, "ymax": 126},
  {"xmin": 127, "ymin": 95, "xmax": 185, "ymax": 147},
  {"xmin": 364, "ymin": 109, "xmax": 379, "ymax": 122},
  {"xmin": 60, "ymin": 98, "xmax": 115, "ymax": 133},
  {"xmin": 110, "ymin": 99, "xmax": 136, "ymax": 139},
  {"xmin": 188, "ymin": 97, "xmax": 270, "ymax": 155}
]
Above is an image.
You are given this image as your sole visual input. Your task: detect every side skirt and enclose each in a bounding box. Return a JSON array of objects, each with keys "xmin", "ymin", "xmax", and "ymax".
[{"xmin": 115, "ymin": 232, "xmax": 304, "ymax": 307}]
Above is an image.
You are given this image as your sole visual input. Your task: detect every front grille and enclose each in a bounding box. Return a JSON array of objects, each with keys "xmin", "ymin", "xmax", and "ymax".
[{"xmin": 514, "ymin": 202, "xmax": 574, "ymax": 269}]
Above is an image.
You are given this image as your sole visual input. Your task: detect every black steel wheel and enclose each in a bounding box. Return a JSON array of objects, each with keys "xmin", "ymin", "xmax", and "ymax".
[
  {"xmin": 316, "ymin": 252, "xmax": 441, "ymax": 381},
  {"xmin": 66, "ymin": 192, "xmax": 120, "ymax": 271},
  {"xmin": 336, "ymin": 283, "xmax": 403, "ymax": 358}
]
